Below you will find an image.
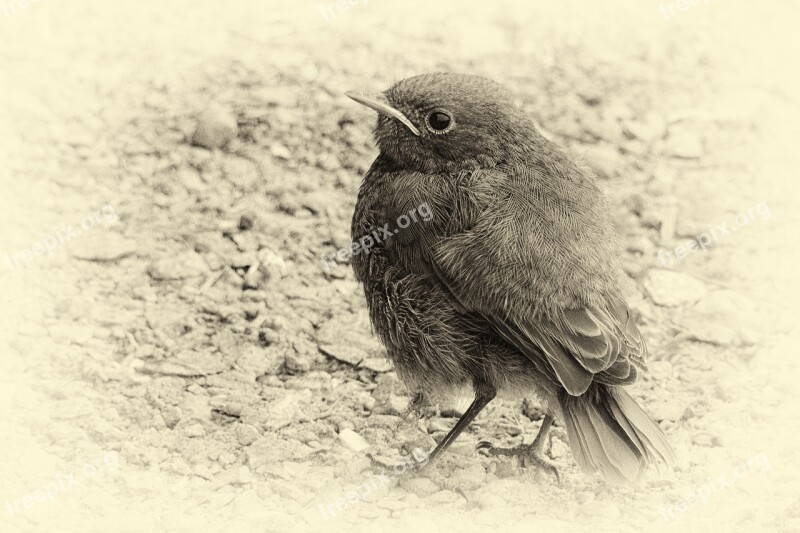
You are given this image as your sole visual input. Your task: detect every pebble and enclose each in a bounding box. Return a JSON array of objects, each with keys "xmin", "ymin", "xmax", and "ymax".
[
  {"xmin": 626, "ymin": 235, "xmax": 655, "ymax": 256},
  {"xmin": 235, "ymin": 423, "xmax": 261, "ymax": 446},
  {"xmin": 447, "ymin": 462, "xmax": 486, "ymax": 491},
  {"xmin": 623, "ymin": 112, "xmax": 667, "ymax": 143},
  {"xmin": 398, "ymin": 476, "xmax": 440, "ymax": 496},
  {"xmin": 218, "ymin": 452, "xmax": 237, "ymax": 466},
  {"xmin": 663, "ymin": 129, "xmax": 704, "ymax": 159},
  {"xmin": 581, "ymin": 144, "xmax": 621, "ymax": 179},
  {"xmin": 338, "ymin": 428, "xmax": 370, "ymax": 452},
  {"xmin": 192, "ymin": 103, "xmax": 238, "ymax": 149},
  {"xmin": 183, "ymin": 423, "xmax": 206, "ymax": 438},
  {"xmin": 147, "ymin": 251, "xmax": 209, "ymax": 280},
  {"xmin": 269, "ymin": 142, "xmax": 292, "ymax": 160},
  {"xmin": 161, "ymin": 406, "xmax": 182, "ymax": 429},
  {"xmin": 643, "ymin": 269, "xmax": 707, "ymax": 307},
  {"xmin": 71, "ymin": 232, "xmax": 137, "ymax": 262}
]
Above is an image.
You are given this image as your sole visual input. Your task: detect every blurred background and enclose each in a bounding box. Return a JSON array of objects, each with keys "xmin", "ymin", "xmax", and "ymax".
[{"xmin": 1, "ymin": 1, "xmax": 798, "ymax": 532}]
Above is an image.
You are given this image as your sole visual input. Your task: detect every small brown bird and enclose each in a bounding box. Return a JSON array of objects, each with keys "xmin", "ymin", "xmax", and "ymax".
[{"xmin": 346, "ymin": 73, "xmax": 674, "ymax": 484}]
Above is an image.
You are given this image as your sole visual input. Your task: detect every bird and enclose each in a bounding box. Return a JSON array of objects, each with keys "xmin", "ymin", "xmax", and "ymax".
[{"xmin": 344, "ymin": 72, "xmax": 674, "ymax": 484}]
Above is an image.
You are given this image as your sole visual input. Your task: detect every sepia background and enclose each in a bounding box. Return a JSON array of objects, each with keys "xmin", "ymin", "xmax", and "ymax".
[{"xmin": 1, "ymin": 0, "xmax": 798, "ymax": 532}]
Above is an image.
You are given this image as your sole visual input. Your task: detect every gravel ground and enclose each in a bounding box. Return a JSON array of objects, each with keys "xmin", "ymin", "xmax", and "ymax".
[{"xmin": 1, "ymin": 1, "xmax": 799, "ymax": 532}]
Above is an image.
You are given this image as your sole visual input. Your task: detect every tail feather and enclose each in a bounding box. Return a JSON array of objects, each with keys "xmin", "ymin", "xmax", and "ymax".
[{"xmin": 560, "ymin": 386, "xmax": 675, "ymax": 484}]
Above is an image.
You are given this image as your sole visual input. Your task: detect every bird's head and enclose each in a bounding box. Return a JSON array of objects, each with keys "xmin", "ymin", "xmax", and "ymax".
[{"xmin": 346, "ymin": 72, "xmax": 542, "ymax": 173}]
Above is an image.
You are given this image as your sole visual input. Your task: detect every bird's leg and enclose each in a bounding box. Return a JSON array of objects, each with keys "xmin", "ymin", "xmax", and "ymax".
[
  {"xmin": 420, "ymin": 387, "xmax": 496, "ymax": 468},
  {"xmin": 477, "ymin": 414, "xmax": 561, "ymax": 485},
  {"xmin": 401, "ymin": 392, "xmax": 427, "ymax": 420}
]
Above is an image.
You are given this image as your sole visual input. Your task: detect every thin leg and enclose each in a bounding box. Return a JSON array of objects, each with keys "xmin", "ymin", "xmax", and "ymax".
[
  {"xmin": 401, "ymin": 392, "xmax": 427, "ymax": 420},
  {"xmin": 531, "ymin": 414, "xmax": 554, "ymax": 453},
  {"xmin": 423, "ymin": 391, "xmax": 495, "ymax": 467}
]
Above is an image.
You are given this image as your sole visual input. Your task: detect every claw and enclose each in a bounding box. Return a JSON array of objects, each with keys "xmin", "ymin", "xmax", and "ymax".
[{"xmin": 475, "ymin": 441, "xmax": 494, "ymax": 451}]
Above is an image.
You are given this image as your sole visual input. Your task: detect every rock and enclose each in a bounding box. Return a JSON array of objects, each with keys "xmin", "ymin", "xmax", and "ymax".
[
  {"xmin": 447, "ymin": 462, "xmax": 486, "ymax": 491},
  {"xmin": 147, "ymin": 251, "xmax": 209, "ymax": 280},
  {"xmin": 581, "ymin": 144, "xmax": 622, "ymax": 179},
  {"xmin": 286, "ymin": 340, "xmax": 314, "ymax": 372},
  {"xmin": 319, "ymin": 343, "xmax": 369, "ymax": 366},
  {"xmin": 236, "ymin": 345, "xmax": 284, "ymax": 376},
  {"xmin": 235, "ymin": 424, "xmax": 261, "ymax": 446},
  {"xmin": 238, "ymin": 214, "xmax": 255, "ymax": 231},
  {"xmin": 252, "ymin": 87, "xmax": 298, "ymax": 107},
  {"xmin": 643, "ymin": 269, "xmax": 707, "ymax": 307},
  {"xmin": 139, "ymin": 351, "xmax": 228, "ymax": 377},
  {"xmin": 577, "ymin": 85, "xmax": 603, "ymax": 106},
  {"xmin": 218, "ymin": 452, "xmax": 237, "ymax": 467},
  {"xmin": 663, "ymin": 129, "xmax": 704, "ymax": 159},
  {"xmin": 269, "ymin": 143, "xmax": 291, "ymax": 160},
  {"xmin": 692, "ymin": 432, "xmax": 722, "ymax": 447},
  {"xmin": 161, "ymin": 406, "xmax": 182, "ymax": 429},
  {"xmin": 338, "ymin": 429, "xmax": 370, "ymax": 452},
  {"xmin": 649, "ymin": 399, "xmax": 685, "ymax": 422},
  {"xmin": 626, "ymin": 235, "xmax": 655, "ymax": 256},
  {"xmin": 360, "ymin": 357, "xmax": 393, "ymax": 373},
  {"xmin": 183, "ymin": 422, "xmax": 206, "ymax": 438},
  {"xmin": 398, "ymin": 476, "xmax": 440, "ymax": 496},
  {"xmin": 317, "ymin": 153, "xmax": 341, "ymax": 171},
  {"xmin": 580, "ymin": 114, "xmax": 620, "ymax": 142},
  {"xmin": 256, "ymin": 248, "xmax": 288, "ymax": 281},
  {"xmin": 676, "ymin": 291, "xmax": 749, "ymax": 346},
  {"xmin": 623, "ymin": 112, "xmax": 667, "ymax": 143},
  {"xmin": 192, "ymin": 103, "xmax": 237, "ymax": 149},
  {"xmin": 71, "ymin": 232, "xmax": 136, "ymax": 262}
]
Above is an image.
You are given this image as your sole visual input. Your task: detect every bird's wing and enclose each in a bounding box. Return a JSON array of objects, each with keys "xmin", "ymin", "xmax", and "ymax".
[{"xmin": 423, "ymin": 163, "xmax": 647, "ymax": 396}]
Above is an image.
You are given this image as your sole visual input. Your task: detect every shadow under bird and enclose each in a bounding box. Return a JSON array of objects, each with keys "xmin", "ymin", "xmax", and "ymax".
[{"xmin": 345, "ymin": 73, "xmax": 674, "ymax": 484}]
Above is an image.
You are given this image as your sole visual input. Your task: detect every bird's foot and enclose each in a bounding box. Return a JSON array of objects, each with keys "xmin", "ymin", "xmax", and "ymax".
[{"xmin": 476, "ymin": 441, "xmax": 561, "ymax": 485}]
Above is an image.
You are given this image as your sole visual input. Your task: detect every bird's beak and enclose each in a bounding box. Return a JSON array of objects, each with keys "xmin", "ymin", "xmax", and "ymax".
[{"xmin": 344, "ymin": 90, "xmax": 421, "ymax": 136}]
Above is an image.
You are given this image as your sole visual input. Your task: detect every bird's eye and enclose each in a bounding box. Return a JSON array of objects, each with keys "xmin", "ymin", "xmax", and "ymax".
[{"xmin": 425, "ymin": 110, "xmax": 454, "ymax": 134}]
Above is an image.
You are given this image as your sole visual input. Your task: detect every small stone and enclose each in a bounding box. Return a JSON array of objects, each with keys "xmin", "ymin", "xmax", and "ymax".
[
  {"xmin": 626, "ymin": 235, "xmax": 655, "ymax": 256},
  {"xmin": 147, "ymin": 251, "xmax": 209, "ymax": 280},
  {"xmin": 71, "ymin": 232, "xmax": 136, "ymax": 262},
  {"xmin": 581, "ymin": 144, "xmax": 621, "ymax": 179},
  {"xmin": 192, "ymin": 103, "xmax": 237, "ymax": 149},
  {"xmin": 317, "ymin": 153, "xmax": 341, "ymax": 171},
  {"xmin": 376, "ymin": 394, "xmax": 409, "ymax": 417},
  {"xmin": 643, "ymin": 269, "xmax": 707, "ymax": 307},
  {"xmin": 139, "ymin": 351, "xmax": 227, "ymax": 377},
  {"xmin": 238, "ymin": 214, "xmax": 255, "ymax": 231},
  {"xmin": 161, "ymin": 406, "xmax": 182, "ymax": 429},
  {"xmin": 581, "ymin": 114, "xmax": 620, "ymax": 142},
  {"xmin": 229, "ymin": 465, "xmax": 254, "ymax": 485},
  {"xmin": 236, "ymin": 423, "xmax": 261, "ymax": 446},
  {"xmin": 338, "ymin": 429, "xmax": 370, "ymax": 452},
  {"xmin": 663, "ymin": 129, "xmax": 704, "ymax": 159},
  {"xmin": 218, "ymin": 452, "xmax": 237, "ymax": 466},
  {"xmin": 257, "ymin": 248, "xmax": 288, "ymax": 281},
  {"xmin": 446, "ymin": 462, "xmax": 485, "ymax": 491},
  {"xmin": 184, "ymin": 423, "xmax": 206, "ymax": 438},
  {"xmin": 237, "ymin": 345, "xmax": 283, "ymax": 375},
  {"xmin": 692, "ymin": 433, "xmax": 722, "ymax": 447},
  {"xmin": 398, "ymin": 476, "xmax": 440, "ymax": 496},
  {"xmin": 269, "ymin": 143, "xmax": 292, "ymax": 160},
  {"xmin": 623, "ymin": 112, "xmax": 667, "ymax": 144}
]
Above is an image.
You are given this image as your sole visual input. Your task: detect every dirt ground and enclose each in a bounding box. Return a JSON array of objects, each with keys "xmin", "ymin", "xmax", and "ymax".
[{"xmin": 1, "ymin": 1, "xmax": 799, "ymax": 532}]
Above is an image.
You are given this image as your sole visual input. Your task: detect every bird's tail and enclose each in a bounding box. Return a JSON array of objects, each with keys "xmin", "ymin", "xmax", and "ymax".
[{"xmin": 559, "ymin": 385, "xmax": 675, "ymax": 484}]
